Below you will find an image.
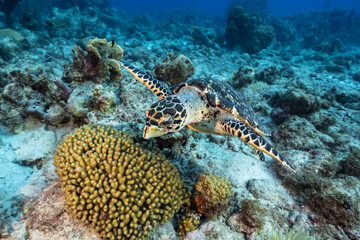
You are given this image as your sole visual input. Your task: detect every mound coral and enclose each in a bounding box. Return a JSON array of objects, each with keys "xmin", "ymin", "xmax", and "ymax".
[
  {"xmin": 53, "ymin": 124, "xmax": 189, "ymax": 240},
  {"xmin": 63, "ymin": 38, "xmax": 123, "ymax": 83},
  {"xmin": 194, "ymin": 173, "xmax": 232, "ymax": 218}
]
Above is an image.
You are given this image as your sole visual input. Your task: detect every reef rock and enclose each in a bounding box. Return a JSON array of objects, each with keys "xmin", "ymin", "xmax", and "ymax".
[
  {"xmin": 272, "ymin": 116, "xmax": 334, "ymax": 151},
  {"xmin": 154, "ymin": 53, "xmax": 195, "ymax": 85},
  {"xmin": 25, "ymin": 181, "xmax": 100, "ymax": 240}
]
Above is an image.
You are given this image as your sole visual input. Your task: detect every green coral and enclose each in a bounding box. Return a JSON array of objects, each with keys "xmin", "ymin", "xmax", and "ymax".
[
  {"xmin": 194, "ymin": 173, "xmax": 232, "ymax": 218},
  {"xmin": 53, "ymin": 124, "xmax": 189, "ymax": 240}
]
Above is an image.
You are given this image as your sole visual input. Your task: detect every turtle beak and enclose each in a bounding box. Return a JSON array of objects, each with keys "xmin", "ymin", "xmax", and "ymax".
[{"xmin": 143, "ymin": 125, "xmax": 167, "ymax": 139}]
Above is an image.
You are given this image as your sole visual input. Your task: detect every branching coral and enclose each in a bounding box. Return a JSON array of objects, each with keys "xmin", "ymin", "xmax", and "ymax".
[
  {"xmin": 194, "ymin": 173, "xmax": 232, "ymax": 218},
  {"xmin": 53, "ymin": 124, "xmax": 190, "ymax": 240}
]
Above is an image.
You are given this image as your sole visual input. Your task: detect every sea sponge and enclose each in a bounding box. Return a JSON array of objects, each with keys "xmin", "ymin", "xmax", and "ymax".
[
  {"xmin": 194, "ymin": 173, "xmax": 232, "ymax": 218},
  {"xmin": 54, "ymin": 124, "xmax": 189, "ymax": 240}
]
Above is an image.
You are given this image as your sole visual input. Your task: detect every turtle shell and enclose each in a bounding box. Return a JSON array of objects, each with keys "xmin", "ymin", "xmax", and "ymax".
[{"xmin": 172, "ymin": 78, "xmax": 270, "ymax": 136}]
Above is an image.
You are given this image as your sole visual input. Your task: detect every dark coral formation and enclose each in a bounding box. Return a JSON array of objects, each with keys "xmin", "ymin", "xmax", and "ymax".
[
  {"xmin": 231, "ymin": 66, "xmax": 255, "ymax": 88},
  {"xmin": 53, "ymin": 124, "xmax": 189, "ymax": 240},
  {"xmin": 190, "ymin": 26, "xmax": 213, "ymax": 48},
  {"xmin": 230, "ymin": 199, "xmax": 267, "ymax": 236},
  {"xmin": 153, "ymin": 53, "xmax": 195, "ymax": 85},
  {"xmin": 225, "ymin": 6, "xmax": 274, "ymax": 53}
]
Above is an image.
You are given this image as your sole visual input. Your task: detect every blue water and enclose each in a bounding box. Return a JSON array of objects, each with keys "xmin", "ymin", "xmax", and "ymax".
[{"xmin": 109, "ymin": 0, "xmax": 360, "ymax": 16}]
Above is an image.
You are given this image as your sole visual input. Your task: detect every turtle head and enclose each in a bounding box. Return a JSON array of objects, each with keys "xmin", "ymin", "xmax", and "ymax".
[{"xmin": 143, "ymin": 96, "xmax": 187, "ymax": 139}]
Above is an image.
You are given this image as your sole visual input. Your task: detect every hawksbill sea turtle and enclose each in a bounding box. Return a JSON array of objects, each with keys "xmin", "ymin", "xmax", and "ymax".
[{"xmin": 119, "ymin": 61, "xmax": 296, "ymax": 172}]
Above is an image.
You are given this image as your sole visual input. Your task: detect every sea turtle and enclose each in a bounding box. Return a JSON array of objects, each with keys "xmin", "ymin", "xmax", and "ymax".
[{"xmin": 119, "ymin": 61, "xmax": 296, "ymax": 172}]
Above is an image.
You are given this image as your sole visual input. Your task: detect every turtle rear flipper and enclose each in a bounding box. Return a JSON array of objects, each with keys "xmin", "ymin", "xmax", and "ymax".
[
  {"xmin": 120, "ymin": 61, "xmax": 172, "ymax": 99},
  {"xmin": 220, "ymin": 118, "xmax": 296, "ymax": 173}
]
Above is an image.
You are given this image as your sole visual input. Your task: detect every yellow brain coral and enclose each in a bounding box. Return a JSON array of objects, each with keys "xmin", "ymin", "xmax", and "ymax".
[
  {"xmin": 194, "ymin": 173, "xmax": 232, "ymax": 218},
  {"xmin": 54, "ymin": 124, "xmax": 188, "ymax": 240}
]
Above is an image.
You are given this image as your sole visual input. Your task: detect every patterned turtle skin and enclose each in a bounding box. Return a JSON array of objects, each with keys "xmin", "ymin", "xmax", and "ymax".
[{"xmin": 120, "ymin": 61, "xmax": 296, "ymax": 172}]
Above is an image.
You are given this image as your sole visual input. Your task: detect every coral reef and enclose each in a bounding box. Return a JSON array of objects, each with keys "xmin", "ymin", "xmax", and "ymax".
[
  {"xmin": 225, "ymin": 6, "xmax": 274, "ymax": 53},
  {"xmin": 194, "ymin": 173, "xmax": 232, "ymax": 218},
  {"xmin": 1, "ymin": 2, "xmax": 360, "ymax": 240},
  {"xmin": 153, "ymin": 53, "xmax": 195, "ymax": 85},
  {"xmin": 53, "ymin": 124, "xmax": 189, "ymax": 240},
  {"xmin": 63, "ymin": 38, "xmax": 123, "ymax": 83}
]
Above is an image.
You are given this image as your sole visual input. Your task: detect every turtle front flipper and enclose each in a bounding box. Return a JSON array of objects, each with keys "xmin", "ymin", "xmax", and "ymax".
[
  {"xmin": 119, "ymin": 61, "xmax": 172, "ymax": 99},
  {"xmin": 220, "ymin": 118, "xmax": 296, "ymax": 173}
]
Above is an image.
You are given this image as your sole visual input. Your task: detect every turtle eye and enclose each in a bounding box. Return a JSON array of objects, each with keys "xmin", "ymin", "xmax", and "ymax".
[{"xmin": 159, "ymin": 115, "xmax": 173, "ymax": 127}]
